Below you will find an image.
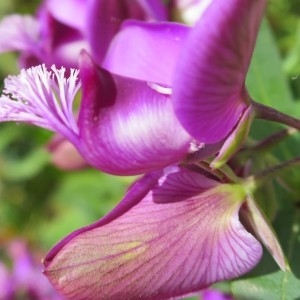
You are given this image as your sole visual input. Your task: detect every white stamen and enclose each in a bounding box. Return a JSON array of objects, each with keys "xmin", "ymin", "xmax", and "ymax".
[{"xmin": 0, "ymin": 64, "xmax": 81, "ymax": 144}]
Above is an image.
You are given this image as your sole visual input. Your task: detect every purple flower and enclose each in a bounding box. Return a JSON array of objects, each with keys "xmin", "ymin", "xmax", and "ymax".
[
  {"xmin": 43, "ymin": 166, "xmax": 285, "ymax": 299},
  {"xmin": 103, "ymin": 0, "xmax": 267, "ymax": 166},
  {"xmin": 0, "ymin": 0, "xmax": 286, "ymax": 298},
  {"xmin": 0, "ymin": 51, "xmax": 195, "ymax": 175},
  {"xmin": 0, "ymin": 240, "xmax": 63, "ymax": 299},
  {"xmin": 172, "ymin": 0, "xmax": 266, "ymax": 144},
  {"xmin": 0, "ymin": 0, "xmax": 265, "ymax": 175},
  {"xmin": 201, "ymin": 288, "xmax": 233, "ymax": 300},
  {"xmin": 0, "ymin": 0, "xmax": 167, "ymax": 68},
  {"xmin": 0, "ymin": 262, "xmax": 12, "ymax": 299}
]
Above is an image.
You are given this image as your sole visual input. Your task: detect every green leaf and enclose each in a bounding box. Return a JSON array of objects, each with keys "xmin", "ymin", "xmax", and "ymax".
[
  {"xmin": 1, "ymin": 147, "xmax": 50, "ymax": 181},
  {"xmin": 244, "ymin": 17, "xmax": 300, "ymax": 203},
  {"xmin": 284, "ymin": 20, "xmax": 300, "ymax": 76},
  {"xmin": 35, "ymin": 170, "xmax": 131, "ymax": 248},
  {"xmin": 232, "ymin": 271, "xmax": 300, "ymax": 300}
]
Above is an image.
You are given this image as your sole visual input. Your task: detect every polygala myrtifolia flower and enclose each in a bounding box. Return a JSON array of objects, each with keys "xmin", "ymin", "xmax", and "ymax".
[
  {"xmin": 0, "ymin": 51, "xmax": 197, "ymax": 176},
  {"xmin": 102, "ymin": 0, "xmax": 267, "ymax": 168},
  {"xmin": 43, "ymin": 166, "xmax": 285, "ymax": 299},
  {"xmin": 0, "ymin": 0, "xmax": 168, "ymax": 170},
  {"xmin": 1, "ymin": 2, "xmax": 251, "ymax": 175},
  {"xmin": 0, "ymin": 0, "xmax": 167, "ymax": 69},
  {"xmin": 0, "ymin": 0, "xmax": 272, "ymax": 174}
]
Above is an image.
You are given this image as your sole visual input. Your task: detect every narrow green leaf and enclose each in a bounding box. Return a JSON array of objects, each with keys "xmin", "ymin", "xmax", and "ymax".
[{"xmin": 231, "ymin": 208, "xmax": 300, "ymax": 300}]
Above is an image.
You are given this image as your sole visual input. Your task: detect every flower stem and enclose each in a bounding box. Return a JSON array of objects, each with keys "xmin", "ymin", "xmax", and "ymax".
[
  {"xmin": 241, "ymin": 127, "xmax": 297, "ymax": 155},
  {"xmin": 252, "ymin": 100, "xmax": 300, "ymax": 130},
  {"xmin": 249, "ymin": 156, "xmax": 300, "ymax": 185}
]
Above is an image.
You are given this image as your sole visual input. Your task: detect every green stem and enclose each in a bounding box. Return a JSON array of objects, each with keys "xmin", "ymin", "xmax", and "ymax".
[
  {"xmin": 252, "ymin": 100, "xmax": 300, "ymax": 130},
  {"xmin": 241, "ymin": 127, "xmax": 297, "ymax": 155},
  {"xmin": 194, "ymin": 159, "xmax": 240, "ymax": 183},
  {"xmin": 247, "ymin": 156, "xmax": 300, "ymax": 187}
]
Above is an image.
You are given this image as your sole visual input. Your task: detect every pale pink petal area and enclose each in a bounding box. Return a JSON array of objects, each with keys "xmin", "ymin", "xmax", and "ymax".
[
  {"xmin": 37, "ymin": 5, "xmax": 89, "ymax": 69},
  {"xmin": 0, "ymin": 15, "xmax": 40, "ymax": 54},
  {"xmin": 48, "ymin": 135, "xmax": 88, "ymax": 170},
  {"xmin": 173, "ymin": 0, "xmax": 267, "ymax": 143},
  {"xmin": 0, "ymin": 263, "xmax": 11, "ymax": 299},
  {"xmin": 49, "ymin": 39, "xmax": 89, "ymax": 68},
  {"xmin": 102, "ymin": 20, "xmax": 189, "ymax": 86},
  {"xmin": 78, "ymin": 51, "xmax": 191, "ymax": 175},
  {"xmin": 44, "ymin": 167, "xmax": 262, "ymax": 299}
]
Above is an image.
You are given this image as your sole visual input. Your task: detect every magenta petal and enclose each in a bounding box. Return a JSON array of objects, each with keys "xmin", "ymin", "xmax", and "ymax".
[
  {"xmin": 86, "ymin": 0, "xmax": 149, "ymax": 65},
  {"xmin": 77, "ymin": 51, "xmax": 191, "ymax": 175},
  {"xmin": 45, "ymin": 0, "xmax": 87, "ymax": 31},
  {"xmin": 202, "ymin": 288, "xmax": 233, "ymax": 300},
  {"xmin": 44, "ymin": 167, "xmax": 262, "ymax": 299},
  {"xmin": 173, "ymin": 0, "xmax": 267, "ymax": 143},
  {"xmin": 103, "ymin": 20, "xmax": 190, "ymax": 86}
]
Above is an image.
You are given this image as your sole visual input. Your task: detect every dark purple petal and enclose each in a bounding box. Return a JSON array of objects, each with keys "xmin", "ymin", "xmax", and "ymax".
[
  {"xmin": 102, "ymin": 20, "xmax": 189, "ymax": 85},
  {"xmin": 37, "ymin": 5, "xmax": 89, "ymax": 68},
  {"xmin": 44, "ymin": 167, "xmax": 262, "ymax": 299},
  {"xmin": 86, "ymin": 0, "xmax": 149, "ymax": 65},
  {"xmin": 136, "ymin": 0, "xmax": 168, "ymax": 21},
  {"xmin": 173, "ymin": 0, "xmax": 267, "ymax": 143},
  {"xmin": 77, "ymin": 51, "xmax": 191, "ymax": 175}
]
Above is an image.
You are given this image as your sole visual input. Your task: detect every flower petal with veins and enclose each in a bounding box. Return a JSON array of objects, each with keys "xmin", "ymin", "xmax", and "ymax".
[
  {"xmin": 44, "ymin": 167, "xmax": 262, "ymax": 300},
  {"xmin": 172, "ymin": 0, "xmax": 267, "ymax": 143},
  {"xmin": 86, "ymin": 0, "xmax": 167, "ymax": 66},
  {"xmin": 78, "ymin": 51, "xmax": 191, "ymax": 175}
]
